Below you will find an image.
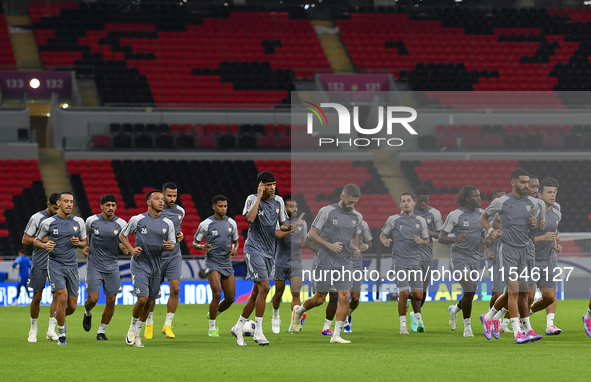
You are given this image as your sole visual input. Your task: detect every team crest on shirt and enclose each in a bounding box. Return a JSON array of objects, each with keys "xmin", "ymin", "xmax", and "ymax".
[
  {"xmin": 162, "ymin": 228, "xmax": 168, "ymax": 234},
  {"xmin": 526, "ymin": 205, "xmax": 531, "ymax": 212},
  {"xmin": 178, "ymin": 215, "xmax": 182, "ymax": 220},
  {"xmin": 228, "ymin": 227, "xmax": 233, "ymax": 233},
  {"xmin": 415, "ymin": 223, "xmax": 420, "ymax": 229},
  {"xmin": 297, "ymin": 226, "xmax": 302, "ymax": 231},
  {"xmin": 113, "ymin": 229, "xmax": 119, "ymax": 235},
  {"xmin": 352, "ymin": 219, "xmax": 357, "ymax": 225},
  {"xmin": 276, "ymin": 208, "xmax": 279, "ymax": 214},
  {"xmin": 332, "ymin": 218, "xmax": 339, "ymax": 225},
  {"xmin": 73, "ymin": 226, "xmax": 78, "ymax": 232},
  {"xmin": 427, "ymin": 218, "xmax": 432, "ymax": 224}
]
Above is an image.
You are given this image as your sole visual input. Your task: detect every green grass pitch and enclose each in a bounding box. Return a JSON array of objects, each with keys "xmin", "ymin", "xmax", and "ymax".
[{"xmin": 1, "ymin": 300, "xmax": 590, "ymax": 381}]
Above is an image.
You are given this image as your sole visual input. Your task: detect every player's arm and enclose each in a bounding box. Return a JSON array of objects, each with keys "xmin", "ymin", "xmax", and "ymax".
[
  {"xmin": 308, "ymin": 227, "xmax": 342, "ymax": 253},
  {"xmin": 480, "ymin": 211, "xmax": 502, "ymax": 239},
  {"xmin": 192, "ymin": 224, "xmax": 211, "ymax": 252},
  {"xmin": 33, "ymin": 220, "xmax": 55, "ymax": 252},
  {"xmin": 429, "ymin": 210, "xmax": 443, "ymax": 238},
  {"xmin": 535, "ymin": 231, "xmax": 556, "ymax": 243},
  {"xmin": 275, "ymin": 228, "xmax": 291, "ymax": 239},
  {"xmin": 163, "ymin": 221, "xmax": 176, "ymax": 251},
  {"xmin": 304, "ymin": 237, "xmax": 318, "ymax": 252},
  {"xmin": 119, "ymin": 217, "xmax": 141, "ymax": 256},
  {"xmin": 438, "ymin": 230, "xmax": 461, "ymax": 245},
  {"xmin": 245, "ymin": 184, "xmax": 264, "ymax": 224},
  {"xmin": 491, "ymin": 216, "xmax": 501, "ymax": 230}
]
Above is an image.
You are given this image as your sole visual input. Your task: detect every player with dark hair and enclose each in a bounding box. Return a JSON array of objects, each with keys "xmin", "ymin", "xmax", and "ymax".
[
  {"xmin": 440, "ymin": 186, "xmax": 487, "ymax": 337},
  {"xmin": 12, "ymin": 248, "xmax": 32, "ymax": 304},
  {"xmin": 480, "ymin": 169, "xmax": 544, "ymax": 344},
  {"xmin": 381, "ymin": 192, "xmax": 430, "ymax": 335},
  {"xmin": 22, "ymin": 193, "xmax": 60, "ymax": 342},
  {"xmin": 193, "ymin": 195, "xmax": 239, "ymax": 337},
  {"xmin": 290, "ymin": 184, "xmax": 362, "ymax": 344},
  {"xmin": 529, "ymin": 178, "xmax": 562, "ymax": 335},
  {"xmin": 271, "ymin": 195, "xmax": 307, "ymax": 334},
  {"xmin": 82, "ymin": 194, "xmax": 128, "ymax": 340},
  {"xmin": 231, "ymin": 171, "xmax": 290, "ymax": 346},
  {"xmin": 145, "ymin": 182, "xmax": 185, "ymax": 340},
  {"xmin": 34, "ymin": 191, "xmax": 87, "ymax": 346},
  {"xmin": 409, "ymin": 185, "xmax": 442, "ymax": 333},
  {"xmin": 120, "ymin": 190, "xmax": 176, "ymax": 348},
  {"xmin": 344, "ymin": 218, "xmax": 372, "ymax": 333}
]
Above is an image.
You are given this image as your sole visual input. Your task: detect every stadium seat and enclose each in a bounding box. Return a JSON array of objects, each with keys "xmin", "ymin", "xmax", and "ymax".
[
  {"xmin": 218, "ymin": 135, "xmax": 237, "ymax": 149},
  {"xmin": 197, "ymin": 135, "xmax": 217, "ymax": 149},
  {"xmin": 238, "ymin": 135, "xmax": 258, "ymax": 149},
  {"xmin": 258, "ymin": 135, "xmax": 278, "ymax": 149},
  {"xmin": 113, "ymin": 134, "xmax": 132, "ymax": 149},
  {"xmin": 438, "ymin": 135, "xmax": 458, "ymax": 150},
  {"xmin": 464, "ymin": 135, "xmax": 482, "ymax": 149},
  {"xmin": 134, "ymin": 134, "xmax": 154, "ymax": 149},
  {"xmin": 176, "ymin": 135, "xmax": 196, "ymax": 149},
  {"xmin": 484, "ymin": 135, "xmax": 503, "ymax": 149},
  {"xmin": 91, "ymin": 135, "xmax": 112, "ymax": 148},
  {"xmin": 155, "ymin": 134, "xmax": 175, "ymax": 149}
]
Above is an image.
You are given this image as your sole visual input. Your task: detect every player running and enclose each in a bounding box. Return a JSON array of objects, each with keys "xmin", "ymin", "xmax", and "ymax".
[
  {"xmin": 82, "ymin": 194, "xmax": 128, "ymax": 340},
  {"xmin": 410, "ymin": 186, "xmax": 442, "ymax": 332},
  {"xmin": 270, "ymin": 195, "xmax": 307, "ymax": 334},
  {"xmin": 344, "ymin": 219, "xmax": 372, "ymax": 333},
  {"xmin": 231, "ymin": 171, "xmax": 290, "ymax": 346},
  {"xmin": 290, "ymin": 184, "xmax": 362, "ymax": 344},
  {"xmin": 440, "ymin": 186, "xmax": 487, "ymax": 337},
  {"xmin": 34, "ymin": 191, "xmax": 87, "ymax": 346},
  {"xmin": 120, "ymin": 190, "xmax": 176, "ymax": 348},
  {"xmin": 21, "ymin": 193, "xmax": 60, "ymax": 342},
  {"xmin": 380, "ymin": 192, "xmax": 429, "ymax": 335},
  {"xmin": 193, "ymin": 195, "xmax": 239, "ymax": 337},
  {"xmin": 145, "ymin": 182, "xmax": 185, "ymax": 340},
  {"xmin": 480, "ymin": 169, "xmax": 544, "ymax": 344},
  {"xmin": 529, "ymin": 177, "xmax": 562, "ymax": 335}
]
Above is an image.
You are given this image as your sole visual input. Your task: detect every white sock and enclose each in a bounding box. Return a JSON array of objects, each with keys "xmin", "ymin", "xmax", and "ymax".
[
  {"xmin": 254, "ymin": 317, "xmax": 263, "ymax": 336},
  {"xmin": 164, "ymin": 312, "xmax": 174, "ymax": 326},
  {"xmin": 485, "ymin": 307, "xmax": 498, "ymax": 321},
  {"xmin": 323, "ymin": 319, "xmax": 333, "ymax": 331},
  {"xmin": 522, "ymin": 317, "xmax": 532, "ymax": 332},
  {"xmin": 130, "ymin": 316, "xmax": 138, "ymax": 331},
  {"xmin": 493, "ymin": 307, "xmax": 508, "ymax": 321},
  {"xmin": 209, "ymin": 319, "xmax": 216, "ymax": 331},
  {"xmin": 98, "ymin": 324, "xmax": 108, "ymax": 334},
  {"xmin": 547, "ymin": 313, "xmax": 555, "ymax": 328},
  {"xmin": 146, "ymin": 312, "xmax": 154, "ymax": 325},
  {"xmin": 273, "ymin": 309, "xmax": 280, "ymax": 320},
  {"xmin": 414, "ymin": 312, "xmax": 423, "ymax": 324},
  {"xmin": 511, "ymin": 317, "xmax": 521, "ymax": 336},
  {"xmin": 235, "ymin": 316, "xmax": 247, "ymax": 330},
  {"xmin": 84, "ymin": 309, "xmax": 92, "ymax": 317},
  {"xmin": 399, "ymin": 316, "xmax": 407, "ymax": 328},
  {"xmin": 30, "ymin": 318, "xmax": 38, "ymax": 331},
  {"xmin": 296, "ymin": 305, "xmax": 307, "ymax": 317},
  {"xmin": 529, "ymin": 309, "xmax": 535, "ymax": 316},
  {"xmin": 463, "ymin": 317, "xmax": 471, "ymax": 328},
  {"xmin": 585, "ymin": 308, "xmax": 591, "ymax": 320},
  {"xmin": 334, "ymin": 320, "xmax": 345, "ymax": 337},
  {"xmin": 48, "ymin": 316, "xmax": 57, "ymax": 332},
  {"xmin": 58, "ymin": 325, "xmax": 65, "ymax": 336},
  {"xmin": 348, "ymin": 308, "xmax": 355, "ymax": 316},
  {"xmin": 502, "ymin": 318, "xmax": 510, "ymax": 327},
  {"xmin": 137, "ymin": 321, "xmax": 145, "ymax": 332},
  {"xmin": 451, "ymin": 304, "xmax": 461, "ymax": 314}
]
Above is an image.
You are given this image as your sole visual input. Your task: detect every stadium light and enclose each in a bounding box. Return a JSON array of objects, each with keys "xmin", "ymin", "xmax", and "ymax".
[
  {"xmin": 29, "ymin": 78, "xmax": 40, "ymax": 89},
  {"xmin": 304, "ymin": 4, "xmax": 310, "ymax": 10}
]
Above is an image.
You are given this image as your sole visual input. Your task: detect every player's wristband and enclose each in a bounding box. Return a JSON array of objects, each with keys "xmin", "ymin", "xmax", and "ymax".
[{"xmin": 487, "ymin": 227, "xmax": 494, "ymax": 236}]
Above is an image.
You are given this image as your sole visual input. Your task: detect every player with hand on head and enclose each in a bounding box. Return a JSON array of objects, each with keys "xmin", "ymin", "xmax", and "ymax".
[
  {"xmin": 271, "ymin": 195, "xmax": 307, "ymax": 334},
  {"xmin": 34, "ymin": 191, "xmax": 87, "ymax": 346},
  {"xmin": 22, "ymin": 193, "xmax": 60, "ymax": 342},
  {"xmin": 410, "ymin": 186, "xmax": 442, "ymax": 333},
  {"xmin": 119, "ymin": 190, "xmax": 176, "ymax": 348},
  {"xmin": 193, "ymin": 195, "xmax": 239, "ymax": 337},
  {"xmin": 290, "ymin": 184, "xmax": 362, "ymax": 344},
  {"xmin": 479, "ymin": 169, "xmax": 544, "ymax": 344},
  {"xmin": 381, "ymin": 192, "xmax": 430, "ymax": 335},
  {"xmin": 145, "ymin": 182, "xmax": 185, "ymax": 340},
  {"xmin": 440, "ymin": 186, "xmax": 487, "ymax": 338},
  {"xmin": 231, "ymin": 171, "xmax": 290, "ymax": 346},
  {"xmin": 82, "ymin": 194, "xmax": 128, "ymax": 340}
]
